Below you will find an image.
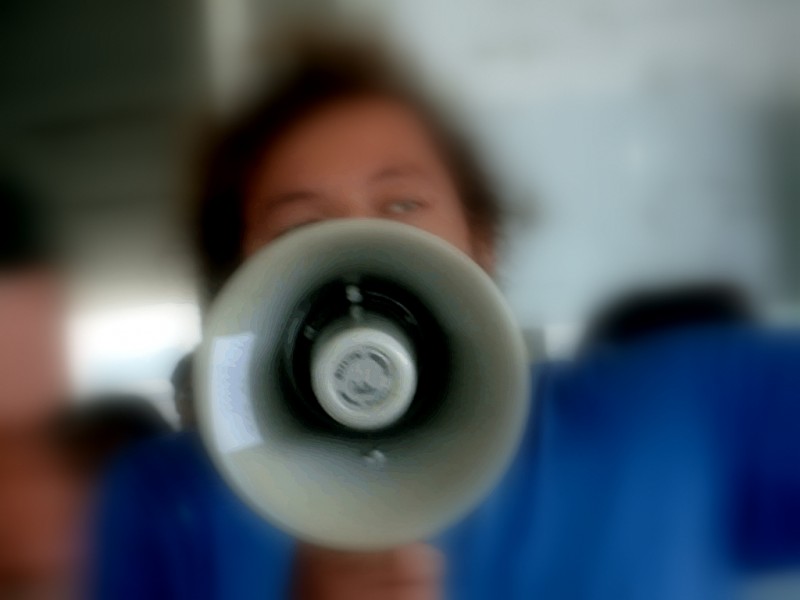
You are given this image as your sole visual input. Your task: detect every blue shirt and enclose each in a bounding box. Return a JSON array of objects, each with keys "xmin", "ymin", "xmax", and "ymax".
[{"xmin": 92, "ymin": 324, "xmax": 800, "ymax": 599}]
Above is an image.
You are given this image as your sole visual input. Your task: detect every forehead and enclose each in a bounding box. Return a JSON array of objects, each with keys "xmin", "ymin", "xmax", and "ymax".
[{"xmin": 250, "ymin": 95, "xmax": 449, "ymax": 191}]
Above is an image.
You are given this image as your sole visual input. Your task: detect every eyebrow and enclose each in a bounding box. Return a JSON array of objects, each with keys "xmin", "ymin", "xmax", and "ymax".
[
  {"xmin": 369, "ymin": 164, "xmax": 431, "ymax": 184},
  {"xmin": 262, "ymin": 189, "xmax": 323, "ymax": 209}
]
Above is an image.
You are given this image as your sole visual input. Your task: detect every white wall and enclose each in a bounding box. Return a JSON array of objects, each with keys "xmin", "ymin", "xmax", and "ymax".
[{"xmin": 328, "ymin": 0, "xmax": 799, "ymax": 327}]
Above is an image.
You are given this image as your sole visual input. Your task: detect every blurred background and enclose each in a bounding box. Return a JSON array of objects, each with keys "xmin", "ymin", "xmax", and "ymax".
[{"xmin": 1, "ymin": 0, "xmax": 798, "ymax": 420}]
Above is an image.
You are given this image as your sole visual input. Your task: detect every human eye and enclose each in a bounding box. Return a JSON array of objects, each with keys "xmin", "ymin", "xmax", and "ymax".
[{"xmin": 383, "ymin": 198, "xmax": 426, "ymax": 216}]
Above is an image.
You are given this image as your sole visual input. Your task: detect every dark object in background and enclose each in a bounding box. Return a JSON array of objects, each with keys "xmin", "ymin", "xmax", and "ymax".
[
  {"xmin": 171, "ymin": 352, "xmax": 196, "ymax": 429},
  {"xmin": 54, "ymin": 396, "xmax": 171, "ymax": 475},
  {"xmin": 583, "ymin": 283, "xmax": 755, "ymax": 349},
  {"xmin": 0, "ymin": 172, "xmax": 54, "ymax": 270}
]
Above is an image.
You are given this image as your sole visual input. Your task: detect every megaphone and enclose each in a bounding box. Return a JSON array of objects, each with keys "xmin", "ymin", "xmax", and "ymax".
[{"xmin": 196, "ymin": 219, "xmax": 530, "ymax": 550}]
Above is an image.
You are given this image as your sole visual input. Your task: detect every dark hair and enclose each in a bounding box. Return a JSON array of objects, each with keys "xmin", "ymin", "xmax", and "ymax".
[
  {"xmin": 54, "ymin": 395, "xmax": 171, "ymax": 474},
  {"xmin": 195, "ymin": 37, "xmax": 502, "ymax": 304},
  {"xmin": 171, "ymin": 352, "xmax": 194, "ymax": 391},
  {"xmin": 0, "ymin": 172, "xmax": 53, "ymax": 270},
  {"xmin": 171, "ymin": 352, "xmax": 196, "ymax": 429},
  {"xmin": 582, "ymin": 283, "xmax": 754, "ymax": 349}
]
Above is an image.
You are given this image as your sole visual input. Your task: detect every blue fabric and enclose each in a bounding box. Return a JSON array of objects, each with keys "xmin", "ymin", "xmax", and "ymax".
[
  {"xmin": 90, "ymin": 433, "xmax": 295, "ymax": 600},
  {"xmin": 92, "ymin": 324, "xmax": 800, "ymax": 599}
]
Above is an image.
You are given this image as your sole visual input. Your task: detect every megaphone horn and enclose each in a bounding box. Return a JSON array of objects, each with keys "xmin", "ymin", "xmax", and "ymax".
[{"xmin": 197, "ymin": 219, "xmax": 530, "ymax": 550}]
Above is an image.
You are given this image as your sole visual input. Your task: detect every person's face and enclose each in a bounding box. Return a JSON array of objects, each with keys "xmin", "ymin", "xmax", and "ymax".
[
  {"xmin": 242, "ymin": 95, "xmax": 493, "ymax": 270},
  {"xmin": 0, "ymin": 269, "xmax": 66, "ymax": 427}
]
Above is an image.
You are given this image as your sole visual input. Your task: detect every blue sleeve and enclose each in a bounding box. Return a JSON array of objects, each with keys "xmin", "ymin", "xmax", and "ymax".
[
  {"xmin": 89, "ymin": 450, "xmax": 172, "ymax": 600},
  {"xmin": 89, "ymin": 434, "xmax": 297, "ymax": 600},
  {"xmin": 734, "ymin": 331, "xmax": 800, "ymax": 569}
]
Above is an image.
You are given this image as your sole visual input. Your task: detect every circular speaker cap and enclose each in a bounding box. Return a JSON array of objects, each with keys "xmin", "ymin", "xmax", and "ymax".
[{"xmin": 311, "ymin": 324, "xmax": 417, "ymax": 431}]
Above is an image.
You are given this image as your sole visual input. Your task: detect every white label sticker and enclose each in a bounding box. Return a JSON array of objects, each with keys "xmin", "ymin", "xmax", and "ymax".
[{"xmin": 209, "ymin": 333, "xmax": 261, "ymax": 454}]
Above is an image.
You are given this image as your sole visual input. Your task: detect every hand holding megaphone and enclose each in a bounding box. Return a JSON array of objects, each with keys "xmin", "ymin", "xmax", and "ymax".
[
  {"xmin": 196, "ymin": 219, "xmax": 531, "ymax": 550},
  {"xmin": 293, "ymin": 542, "xmax": 445, "ymax": 600}
]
